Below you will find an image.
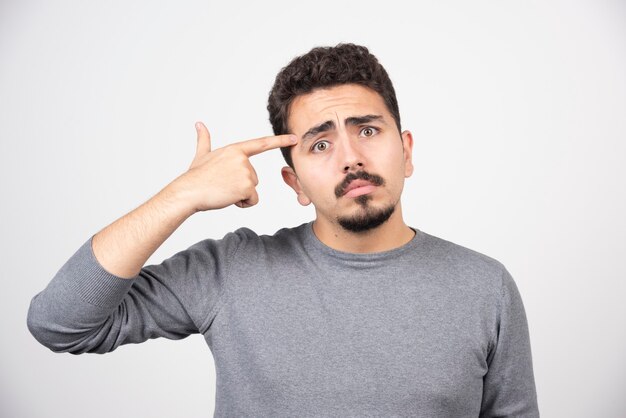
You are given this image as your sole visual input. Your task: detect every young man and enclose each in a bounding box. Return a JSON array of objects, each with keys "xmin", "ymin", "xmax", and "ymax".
[{"xmin": 28, "ymin": 43, "xmax": 539, "ymax": 416}]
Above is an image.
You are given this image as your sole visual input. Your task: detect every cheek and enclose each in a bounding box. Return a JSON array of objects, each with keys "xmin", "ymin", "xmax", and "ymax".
[
  {"xmin": 375, "ymin": 146, "xmax": 402, "ymax": 171},
  {"xmin": 297, "ymin": 170, "xmax": 335, "ymax": 198},
  {"xmin": 376, "ymin": 148, "xmax": 407, "ymax": 189}
]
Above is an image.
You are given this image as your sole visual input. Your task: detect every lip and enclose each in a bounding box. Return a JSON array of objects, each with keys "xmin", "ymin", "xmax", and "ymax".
[
  {"xmin": 344, "ymin": 184, "xmax": 377, "ymax": 198},
  {"xmin": 343, "ymin": 179, "xmax": 377, "ymax": 197}
]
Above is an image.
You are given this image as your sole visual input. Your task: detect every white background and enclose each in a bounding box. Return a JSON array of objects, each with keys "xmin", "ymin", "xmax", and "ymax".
[{"xmin": 1, "ymin": 0, "xmax": 625, "ymax": 417}]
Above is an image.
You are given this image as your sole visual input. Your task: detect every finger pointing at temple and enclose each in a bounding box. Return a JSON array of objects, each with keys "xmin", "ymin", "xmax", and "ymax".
[
  {"xmin": 236, "ymin": 134, "xmax": 298, "ymax": 157},
  {"xmin": 169, "ymin": 124, "xmax": 299, "ymax": 213}
]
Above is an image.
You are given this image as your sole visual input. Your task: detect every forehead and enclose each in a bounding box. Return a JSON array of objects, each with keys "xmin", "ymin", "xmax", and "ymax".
[{"xmin": 287, "ymin": 84, "xmax": 390, "ymax": 134}]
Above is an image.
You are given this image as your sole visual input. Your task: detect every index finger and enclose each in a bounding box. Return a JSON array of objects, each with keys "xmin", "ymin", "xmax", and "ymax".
[{"xmin": 235, "ymin": 134, "xmax": 298, "ymax": 157}]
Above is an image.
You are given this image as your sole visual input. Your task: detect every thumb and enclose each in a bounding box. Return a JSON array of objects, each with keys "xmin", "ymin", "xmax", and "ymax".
[{"xmin": 195, "ymin": 121, "xmax": 211, "ymax": 155}]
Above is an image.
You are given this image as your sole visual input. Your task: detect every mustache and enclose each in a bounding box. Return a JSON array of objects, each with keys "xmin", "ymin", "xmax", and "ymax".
[{"xmin": 335, "ymin": 170, "xmax": 385, "ymax": 198}]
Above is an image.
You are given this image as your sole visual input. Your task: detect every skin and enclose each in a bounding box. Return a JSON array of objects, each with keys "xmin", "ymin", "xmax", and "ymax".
[{"xmin": 281, "ymin": 83, "xmax": 416, "ymax": 253}]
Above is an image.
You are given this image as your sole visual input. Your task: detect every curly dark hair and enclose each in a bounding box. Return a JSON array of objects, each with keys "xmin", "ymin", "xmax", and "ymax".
[{"xmin": 267, "ymin": 43, "xmax": 402, "ymax": 169}]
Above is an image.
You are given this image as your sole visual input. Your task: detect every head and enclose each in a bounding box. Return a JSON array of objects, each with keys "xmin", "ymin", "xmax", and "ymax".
[
  {"xmin": 267, "ymin": 44, "xmax": 413, "ymax": 234},
  {"xmin": 267, "ymin": 43, "xmax": 402, "ymax": 170}
]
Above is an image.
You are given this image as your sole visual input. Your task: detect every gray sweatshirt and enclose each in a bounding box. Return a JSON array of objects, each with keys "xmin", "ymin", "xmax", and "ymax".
[{"xmin": 27, "ymin": 221, "xmax": 539, "ymax": 417}]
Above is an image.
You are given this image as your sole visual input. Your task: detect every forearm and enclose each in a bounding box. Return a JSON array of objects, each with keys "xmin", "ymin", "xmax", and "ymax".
[
  {"xmin": 27, "ymin": 123, "xmax": 295, "ymax": 353},
  {"xmin": 92, "ymin": 180, "xmax": 196, "ymax": 279},
  {"xmin": 89, "ymin": 125, "xmax": 295, "ymax": 279}
]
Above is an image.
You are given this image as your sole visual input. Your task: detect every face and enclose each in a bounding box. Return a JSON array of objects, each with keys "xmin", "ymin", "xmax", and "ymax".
[{"xmin": 281, "ymin": 83, "xmax": 414, "ymax": 233}]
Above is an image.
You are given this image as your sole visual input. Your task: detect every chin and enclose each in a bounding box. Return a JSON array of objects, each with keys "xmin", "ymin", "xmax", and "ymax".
[{"xmin": 336, "ymin": 203, "xmax": 395, "ymax": 233}]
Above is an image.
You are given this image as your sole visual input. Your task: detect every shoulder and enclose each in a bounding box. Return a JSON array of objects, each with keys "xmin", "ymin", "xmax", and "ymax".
[
  {"xmin": 421, "ymin": 231, "xmax": 505, "ymax": 270},
  {"xmin": 197, "ymin": 223, "xmax": 306, "ymax": 256},
  {"xmin": 416, "ymin": 229, "xmax": 509, "ymax": 292}
]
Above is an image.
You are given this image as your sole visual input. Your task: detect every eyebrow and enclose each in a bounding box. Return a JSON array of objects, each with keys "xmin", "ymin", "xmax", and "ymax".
[{"xmin": 300, "ymin": 114, "xmax": 386, "ymax": 144}]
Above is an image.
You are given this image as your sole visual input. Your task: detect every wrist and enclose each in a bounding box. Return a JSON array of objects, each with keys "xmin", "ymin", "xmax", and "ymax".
[{"xmin": 158, "ymin": 180, "xmax": 198, "ymax": 219}]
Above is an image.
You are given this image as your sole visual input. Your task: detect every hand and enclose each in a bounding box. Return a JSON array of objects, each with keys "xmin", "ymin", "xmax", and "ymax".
[{"xmin": 169, "ymin": 121, "xmax": 298, "ymax": 213}]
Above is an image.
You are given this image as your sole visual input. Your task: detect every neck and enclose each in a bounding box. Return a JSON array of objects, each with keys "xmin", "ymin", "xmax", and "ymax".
[{"xmin": 312, "ymin": 202, "xmax": 415, "ymax": 253}]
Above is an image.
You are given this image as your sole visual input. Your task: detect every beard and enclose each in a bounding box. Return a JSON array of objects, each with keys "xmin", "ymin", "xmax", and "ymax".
[
  {"xmin": 334, "ymin": 170, "xmax": 395, "ymax": 233},
  {"xmin": 336, "ymin": 194, "xmax": 396, "ymax": 233}
]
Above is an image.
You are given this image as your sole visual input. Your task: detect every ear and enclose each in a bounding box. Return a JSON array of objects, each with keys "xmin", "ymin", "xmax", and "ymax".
[
  {"xmin": 281, "ymin": 166, "xmax": 312, "ymax": 206},
  {"xmin": 401, "ymin": 130, "xmax": 414, "ymax": 178}
]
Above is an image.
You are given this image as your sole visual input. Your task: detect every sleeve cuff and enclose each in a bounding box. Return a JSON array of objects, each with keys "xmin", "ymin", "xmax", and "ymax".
[{"xmin": 58, "ymin": 234, "xmax": 136, "ymax": 309}]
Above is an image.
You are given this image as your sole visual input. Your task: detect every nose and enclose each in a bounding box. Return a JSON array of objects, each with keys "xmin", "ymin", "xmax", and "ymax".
[
  {"xmin": 344, "ymin": 161, "xmax": 364, "ymax": 173},
  {"xmin": 339, "ymin": 137, "xmax": 365, "ymax": 173}
]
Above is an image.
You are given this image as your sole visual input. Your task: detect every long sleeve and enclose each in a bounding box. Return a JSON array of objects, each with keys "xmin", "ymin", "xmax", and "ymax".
[
  {"xmin": 26, "ymin": 231, "xmax": 242, "ymax": 354},
  {"xmin": 480, "ymin": 267, "xmax": 540, "ymax": 417}
]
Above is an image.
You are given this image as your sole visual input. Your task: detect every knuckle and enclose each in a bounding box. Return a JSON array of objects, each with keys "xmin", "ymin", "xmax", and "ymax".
[
  {"xmin": 239, "ymin": 186, "xmax": 253, "ymax": 200},
  {"xmin": 258, "ymin": 137, "xmax": 271, "ymax": 150},
  {"xmin": 224, "ymin": 145, "xmax": 238, "ymax": 157}
]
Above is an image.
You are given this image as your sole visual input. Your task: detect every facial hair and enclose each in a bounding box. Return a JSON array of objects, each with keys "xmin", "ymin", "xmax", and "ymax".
[
  {"xmin": 337, "ymin": 201, "xmax": 396, "ymax": 233},
  {"xmin": 335, "ymin": 170, "xmax": 395, "ymax": 233}
]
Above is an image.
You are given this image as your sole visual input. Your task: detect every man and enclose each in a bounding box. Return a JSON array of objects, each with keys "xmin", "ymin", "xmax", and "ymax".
[{"xmin": 27, "ymin": 43, "xmax": 539, "ymax": 417}]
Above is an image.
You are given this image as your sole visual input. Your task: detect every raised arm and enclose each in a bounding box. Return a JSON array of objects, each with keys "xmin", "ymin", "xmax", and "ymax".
[
  {"xmin": 91, "ymin": 122, "xmax": 297, "ymax": 279},
  {"xmin": 27, "ymin": 122, "xmax": 297, "ymax": 353}
]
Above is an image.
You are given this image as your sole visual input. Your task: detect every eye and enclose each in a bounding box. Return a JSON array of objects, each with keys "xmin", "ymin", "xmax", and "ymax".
[
  {"xmin": 311, "ymin": 140, "xmax": 330, "ymax": 153},
  {"xmin": 360, "ymin": 126, "xmax": 379, "ymax": 137}
]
